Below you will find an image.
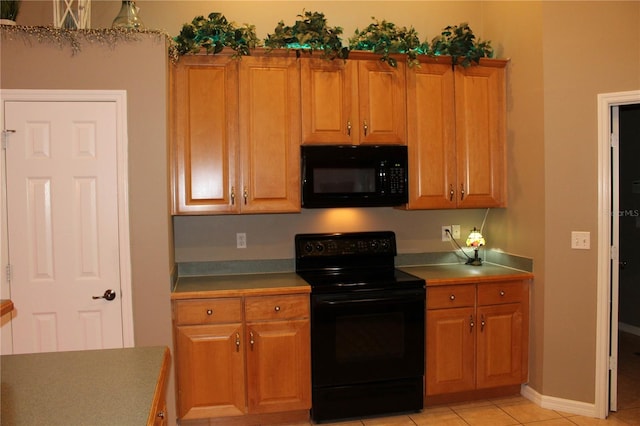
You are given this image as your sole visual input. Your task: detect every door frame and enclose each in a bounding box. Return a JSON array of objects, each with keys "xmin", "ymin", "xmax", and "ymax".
[
  {"xmin": 596, "ymin": 89, "xmax": 640, "ymax": 418},
  {"xmin": 0, "ymin": 89, "xmax": 134, "ymax": 348}
]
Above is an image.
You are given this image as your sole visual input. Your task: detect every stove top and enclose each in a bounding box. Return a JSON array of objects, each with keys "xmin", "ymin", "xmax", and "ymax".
[{"xmin": 295, "ymin": 231, "xmax": 424, "ymax": 293}]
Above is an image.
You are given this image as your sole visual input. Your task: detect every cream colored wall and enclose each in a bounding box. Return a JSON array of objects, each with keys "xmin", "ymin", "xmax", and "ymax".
[
  {"xmin": 541, "ymin": 1, "xmax": 640, "ymax": 403},
  {"xmin": 6, "ymin": 0, "xmax": 640, "ymax": 414},
  {"xmin": 0, "ymin": 35, "xmax": 176, "ymax": 423}
]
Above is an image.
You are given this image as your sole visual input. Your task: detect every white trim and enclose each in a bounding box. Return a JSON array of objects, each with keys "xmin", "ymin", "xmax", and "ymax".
[
  {"xmin": 596, "ymin": 90, "xmax": 640, "ymax": 418},
  {"xmin": 0, "ymin": 89, "xmax": 134, "ymax": 348},
  {"xmin": 521, "ymin": 384, "xmax": 599, "ymax": 418}
]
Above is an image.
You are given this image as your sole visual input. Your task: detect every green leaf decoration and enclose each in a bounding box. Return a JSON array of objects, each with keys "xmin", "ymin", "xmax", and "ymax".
[
  {"xmin": 173, "ymin": 12, "xmax": 260, "ymax": 57},
  {"xmin": 264, "ymin": 10, "xmax": 349, "ymax": 61},
  {"xmin": 429, "ymin": 23, "xmax": 494, "ymax": 67},
  {"xmin": 349, "ymin": 17, "xmax": 428, "ymax": 68}
]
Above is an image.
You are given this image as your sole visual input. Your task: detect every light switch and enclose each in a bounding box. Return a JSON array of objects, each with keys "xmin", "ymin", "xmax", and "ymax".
[{"xmin": 571, "ymin": 231, "xmax": 590, "ymax": 250}]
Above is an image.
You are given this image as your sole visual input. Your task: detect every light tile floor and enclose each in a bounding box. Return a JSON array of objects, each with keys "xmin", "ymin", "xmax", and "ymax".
[{"xmin": 287, "ymin": 331, "xmax": 640, "ymax": 426}]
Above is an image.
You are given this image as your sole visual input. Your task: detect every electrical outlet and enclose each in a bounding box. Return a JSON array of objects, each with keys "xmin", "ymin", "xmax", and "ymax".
[
  {"xmin": 236, "ymin": 233, "xmax": 247, "ymax": 249},
  {"xmin": 451, "ymin": 225, "xmax": 461, "ymax": 239},
  {"xmin": 441, "ymin": 226, "xmax": 452, "ymax": 242}
]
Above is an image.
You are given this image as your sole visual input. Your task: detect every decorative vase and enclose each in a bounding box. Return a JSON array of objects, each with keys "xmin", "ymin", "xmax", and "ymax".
[{"xmin": 112, "ymin": 0, "xmax": 144, "ymax": 30}]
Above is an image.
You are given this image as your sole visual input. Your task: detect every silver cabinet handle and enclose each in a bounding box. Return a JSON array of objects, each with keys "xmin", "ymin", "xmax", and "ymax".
[
  {"xmin": 206, "ymin": 309, "xmax": 213, "ymax": 315},
  {"xmin": 235, "ymin": 332, "xmax": 240, "ymax": 352},
  {"xmin": 347, "ymin": 120, "xmax": 352, "ymax": 136},
  {"xmin": 274, "ymin": 305, "xmax": 281, "ymax": 312},
  {"xmin": 363, "ymin": 120, "xmax": 368, "ymax": 136},
  {"xmin": 481, "ymin": 314, "xmax": 486, "ymax": 331},
  {"xmin": 249, "ymin": 331, "xmax": 255, "ymax": 350},
  {"xmin": 460, "ymin": 184, "xmax": 465, "ymax": 200},
  {"xmin": 449, "ymin": 185, "xmax": 454, "ymax": 201},
  {"xmin": 500, "ymin": 290, "xmax": 505, "ymax": 296},
  {"xmin": 230, "ymin": 186, "xmax": 235, "ymax": 205},
  {"xmin": 469, "ymin": 315, "xmax": 475, "ymax": 332},
  {"xmin": 449, "ymin": 294, "xmax": 456, "ymax": 301},
  {"xmin": 243, "ymin": 187, "xmax": 248, "ymax": 205}
]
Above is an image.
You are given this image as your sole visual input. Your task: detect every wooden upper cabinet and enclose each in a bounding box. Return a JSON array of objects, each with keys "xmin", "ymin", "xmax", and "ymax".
[
  {"xmin": 171, "ymin": 53, "xmax": 301, "ymax": 215},
  {"xmin": 238, "ymin": 56, "xmax": 301, "ymax": 213},
  {"xmin": 403, "ymin": 58, "xmax": 508, "ymax": 209},
  {"xmin": 301, "ymin": 57, "xmax": 406, "ymax": 145},
  {"xmin": 455, "ymin": 62, "xmax": 507, "ymax": 208},
  {"xmin": 171, "ymin": 55, "xmax": 239, "ymax": 214}
]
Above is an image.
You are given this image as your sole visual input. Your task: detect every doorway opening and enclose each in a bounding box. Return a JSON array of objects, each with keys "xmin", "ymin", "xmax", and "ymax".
[{"xmin": 596, "ymin": 90, "xmax": 640, "ymax": 418}]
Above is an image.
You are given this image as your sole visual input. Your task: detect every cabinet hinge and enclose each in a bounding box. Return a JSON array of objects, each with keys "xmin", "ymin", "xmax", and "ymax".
[
  {"xmin": 610, "ymin": 245, "xmax": 618, "ymax": 261},
  {"xmin": 609, "ymin": 356, "xmax": 617, "ymax": 370},
  {"xmin": 2, "ymin": 130, "xmax": 16, "ymax": 150},
  {"xmin": 5, "ymin": 264, "xmax": 11, "ymax": 283},
  {"xmin": 610, "ymin": 132, "xmax": 618, "ymax": 149}
]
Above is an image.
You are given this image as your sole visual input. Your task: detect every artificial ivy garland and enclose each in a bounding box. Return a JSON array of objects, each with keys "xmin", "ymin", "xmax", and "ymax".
[{"xmin": 0, "ymin": 25, "xmax": 179, "ymax": 62}]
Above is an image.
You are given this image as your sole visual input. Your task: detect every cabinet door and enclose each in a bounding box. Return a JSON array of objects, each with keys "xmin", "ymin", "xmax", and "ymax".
[
  {"xmin": 245, "ymin": 319, "xmax": 311, "ymax": 414},
  {"xmin": 171, "ymin": 56, "xmax": 239, "ymax": 214},
  {"xmin": 426, "ymin": 306, "xmax": 475, "ymax": 395},
  {"xmin": 301, "ymin": 58, "xmax": 356, "ymax": 144},
  {"xmin": 175, "ymin": 323, "xmax": 245, "ymax": 419},
  {"xmin": 476, "ymin": 303, "xmax": 523, "ymax": 389},
  {"xmin": 238, "ymin": 56, "xmax": 301, "ymax": 213},
  {"xmin": 455, "ymin": 63, "xmax": 507, "ymax": 208},
  {"xmin": 405, "ymin": 63, "xmax": 456, "ymax": 209},
  {"xmin": 357, "ymin": 60, "xmax": 407, "ymax": 145}
]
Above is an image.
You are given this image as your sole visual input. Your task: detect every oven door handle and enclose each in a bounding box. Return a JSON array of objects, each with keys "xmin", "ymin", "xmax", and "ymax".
[{"xmin": 314, "ymin": 292, "xmax": 424, "ymax": 306}]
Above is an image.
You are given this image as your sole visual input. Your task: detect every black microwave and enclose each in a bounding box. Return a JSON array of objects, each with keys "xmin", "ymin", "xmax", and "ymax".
[{"xmin": 301, "ymin": 145, "xmax": 409, "ymax": 208}]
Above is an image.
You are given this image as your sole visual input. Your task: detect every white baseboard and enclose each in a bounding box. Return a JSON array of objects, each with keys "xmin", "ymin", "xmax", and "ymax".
[
  {"xmin": 619, "ymin": 322, "xmax": 640, "ymax": 336},
  {"xmin": 521, "ymin": 384, "xmax": 602, "ymax": 419}
]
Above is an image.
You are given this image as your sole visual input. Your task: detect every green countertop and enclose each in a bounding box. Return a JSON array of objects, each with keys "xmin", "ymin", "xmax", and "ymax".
[
  {"xmin": 400, "ymin": 263, "xmax": 534, "ymax": 286},
  {"xmin": 172, "ymin": 272, "xmax": 310, "ymax": 299},
  {"xmin": 1, "ymin": 346, "xmax": 169, "ymax": 426},
  {"xmin": 172, "ymin": 264, "xmax": 532, "ymax": 299}
]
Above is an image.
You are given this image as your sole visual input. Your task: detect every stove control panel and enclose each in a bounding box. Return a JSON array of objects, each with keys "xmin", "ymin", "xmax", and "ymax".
[{"xmin": 295, "ymin": 231, "xmax": 396, "ymax": 258}]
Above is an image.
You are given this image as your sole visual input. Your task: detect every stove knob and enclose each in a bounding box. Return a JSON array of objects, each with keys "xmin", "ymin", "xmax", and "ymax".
[
  {"xmin": 304, "ymin": 243, "xmax": 314, "ymax": 253},
  {"xmin": 380, "ymin": 239, "xmax": 390, "ymax": 250},
  {"xmin": 370, "ymin": 240, "xmax": 379, "ymax": 251},
  {"xmin": 315, "ymin": 243, "xmax": 325, "ymax": 253}
]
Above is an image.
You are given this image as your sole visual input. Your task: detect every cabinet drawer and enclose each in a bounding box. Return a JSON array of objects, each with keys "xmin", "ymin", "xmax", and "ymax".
[
  {"xmin": 427, "ymin": 285, "xmax": 476, "ymax": 309},
  {"xmin": 477, "ymin": 281, "xmax": 527, "ymax": 306},
  {"xmin": 174, "ymin": 298, "xmax": 242, "ymax": 325},
  {"xmin": 245, "ymin": 294, "xmax": 309, "ymax": 321}
]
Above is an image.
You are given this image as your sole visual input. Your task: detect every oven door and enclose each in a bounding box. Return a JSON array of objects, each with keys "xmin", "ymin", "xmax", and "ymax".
[{"xmin": 311, "ymin": 287, "xmax": 425, "ymax": 387}]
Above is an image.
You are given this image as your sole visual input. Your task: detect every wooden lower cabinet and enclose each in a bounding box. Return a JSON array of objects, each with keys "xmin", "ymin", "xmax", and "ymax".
[
  {"xmin": 425, "ymin": 280, "xmax": 529, "ymax": 404},
  {"xmin": 173, "ymin": 293, "xmax": 311, "ymax": 423}
]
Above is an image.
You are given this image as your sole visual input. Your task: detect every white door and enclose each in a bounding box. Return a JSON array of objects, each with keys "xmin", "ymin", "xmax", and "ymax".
[{"xmin": 4, "ymin": 98, "xmax": 129, "ymax": 354}]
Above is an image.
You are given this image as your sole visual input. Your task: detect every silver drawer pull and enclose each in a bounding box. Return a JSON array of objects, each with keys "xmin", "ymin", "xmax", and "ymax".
[
  {"xmin": 206, "ymin": 309, "xmax": 213, "ymax": 315},
  {"xmin": 499, "ymin": 290, "xmax": 505, "ymax": 296},
  {"xmin": 274, "ymin": 305, "xmax": 281, "ymax": 312},
  {"xmin": 449, "ymin": 294, "xmax": 456, "ymax": 301}
]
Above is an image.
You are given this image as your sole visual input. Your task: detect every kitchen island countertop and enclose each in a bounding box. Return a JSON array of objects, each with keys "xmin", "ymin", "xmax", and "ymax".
[
  {"xmin": 400, "ymin": 263, "xmax": 533, "ymax": 286},
  {"xmin": 0, "ymin": 299, "xmax": 14, "ymax": 317},
  {"xmin": 1, "ymin": 346, "xmax": 170, "ymax": 426}
]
